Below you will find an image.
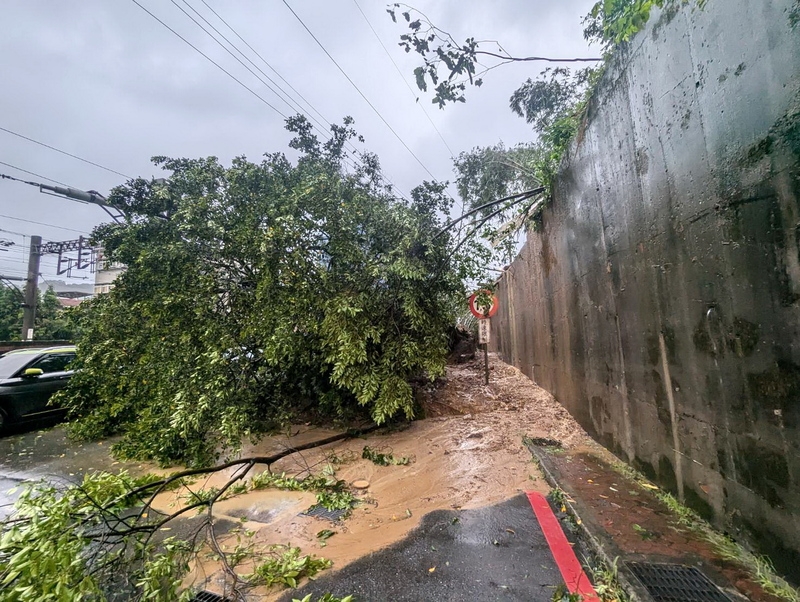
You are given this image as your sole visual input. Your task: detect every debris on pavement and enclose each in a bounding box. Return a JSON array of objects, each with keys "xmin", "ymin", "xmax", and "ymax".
[{"xmin": 528, "ymin": 442, "xmax": 799, "ymax": 602}]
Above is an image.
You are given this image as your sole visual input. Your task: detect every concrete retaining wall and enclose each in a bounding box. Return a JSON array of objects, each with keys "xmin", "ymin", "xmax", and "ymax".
[{"xmin": 491, "ymin": 0, "xmax": 800, "ymax": 577}]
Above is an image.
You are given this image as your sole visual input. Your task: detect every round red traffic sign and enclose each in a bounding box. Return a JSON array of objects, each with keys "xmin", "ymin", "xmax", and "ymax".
[{"xmin": 469, "ymin": 290, "xmax": 498, "ymax": 319}]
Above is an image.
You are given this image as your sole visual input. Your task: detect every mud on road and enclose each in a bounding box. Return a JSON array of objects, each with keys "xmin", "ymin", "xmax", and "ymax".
[
  {"xmin": 185, "ymin": 354, "xmax": 593, "ymax": 598},
  {"xmin": 0, "ymin": 354, "xmax": 594, "ymax": 599}
]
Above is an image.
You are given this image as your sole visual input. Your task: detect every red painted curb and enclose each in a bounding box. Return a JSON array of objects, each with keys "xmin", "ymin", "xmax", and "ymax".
[{"xmin": 526, "ymin": 491, "xmax": 600, "ymax": 601}]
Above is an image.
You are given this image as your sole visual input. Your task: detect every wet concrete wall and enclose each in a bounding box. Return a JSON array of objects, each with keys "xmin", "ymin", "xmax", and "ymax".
[{"xmin": 491, "ymin": 0, "xmax": 800, "ymax": 577}]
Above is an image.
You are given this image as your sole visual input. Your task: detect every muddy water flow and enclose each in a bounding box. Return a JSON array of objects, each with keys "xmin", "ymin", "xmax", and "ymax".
[{"xmin": 179, "ymin": 355, "xmax": 594, "ymax": 599}]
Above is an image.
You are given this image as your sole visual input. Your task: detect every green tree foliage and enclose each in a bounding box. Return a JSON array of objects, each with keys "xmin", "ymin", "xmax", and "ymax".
[
  {"xmin": 36, "ymin": 287, "xmax": 77, "ymax": 340},
  {"xmin": 0, "ymin": 459, "xmax": 352, "ymax": 600},
  {"xmin": 387, "ymin": 4, "xmax": 602, "ymax": 109},
  {"xmin": 0, "ymin": 471, "xmax": 188, "ymax": 602},
  {"xmin": 452, "ymin": 143, "xmax": 544, "ymax": 262},
  {"xmin": 386, "ymin": 5, "xmax": 608, "ymax": 250},
  {"xmin": 0, "ymin": 284, "xmax": 78, "ymax": 341},
  {"xmin": 582, "ymin": 0, "xmax": 669, "ymax": 49},
  {"xmin": 59, "ymin": 117, "xmax": 475, "ymax": 466},
  {"xmin": 0, "ymin": 284, "xmax": 21, "ymax": 341}
]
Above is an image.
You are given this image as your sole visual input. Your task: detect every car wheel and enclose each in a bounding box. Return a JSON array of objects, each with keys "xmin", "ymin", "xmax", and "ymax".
[{"xmin": 0, "ymin": 408, "xmax": 7, "ymax": 431}]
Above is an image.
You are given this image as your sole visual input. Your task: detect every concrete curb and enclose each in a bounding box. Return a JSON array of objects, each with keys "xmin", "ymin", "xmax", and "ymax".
[{"xmin": 527, "ymin": 443, "xmax": 654, "ymax": 602}]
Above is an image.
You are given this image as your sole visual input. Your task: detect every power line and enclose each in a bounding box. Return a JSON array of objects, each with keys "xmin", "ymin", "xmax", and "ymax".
[
  {"xmin": 135, "ymin": 0, "xmax": 409, "ymax": 200},
  {"xmin": 177, "ymin": 0, "xmax": 403, "ymax": 195},
  {"xmin": 0, "ymin": 214, "xmax": 91, "ymax": 235},
  {"xmin": 130, "ymin": 0, "xmax": 289, "ymax": 120},
  {"xmin": 193, "ymin": 0, "xmax": 365, "ymax": 164},
  {"xmin": 279, "ymin": 0, "xmax": 462, "ymax": 211},
  {"xmin": 169, "ymin": 0, "xmax": 298, "ymax": 116},
  {"xmin": 197, "ymin": 0, "xmax": 340, "ymax": 138},
  {"xmin": 280, "ymin": 1, "xmax": 441, "ymax": 183},
  {"xmin": 350, "ymin": 0, "xmax": 456, "ymax": 159},
  {"xmin": 0, "ymin": 127, "xmax": 131, "ymax": 179},
  {"xmin": 169, "ymin": 0, "xmax": 357, "ymax": 173},
  {"xmin": 0, "ymin": 161, "xmax": 71, "ymax": 187},
  {"xmin": 0, "ymin": 227, "xmax": 27, "ymax": 237}
]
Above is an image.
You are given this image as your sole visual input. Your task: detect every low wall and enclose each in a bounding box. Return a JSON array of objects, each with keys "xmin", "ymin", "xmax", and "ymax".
[{"xmin": 491, "ymin": 0, "xmax": 800, "ymax": 578}]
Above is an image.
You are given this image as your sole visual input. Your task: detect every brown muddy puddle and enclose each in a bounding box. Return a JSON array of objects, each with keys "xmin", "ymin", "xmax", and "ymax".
[{"xmin": 155, "ymin": 355, "xmax": 593, "ymax": 600}]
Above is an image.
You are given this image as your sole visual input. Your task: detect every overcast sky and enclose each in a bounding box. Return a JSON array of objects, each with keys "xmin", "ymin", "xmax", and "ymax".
[{"xmin": 0, "ymin": 0, "xmax": 595, "ymax": 284}]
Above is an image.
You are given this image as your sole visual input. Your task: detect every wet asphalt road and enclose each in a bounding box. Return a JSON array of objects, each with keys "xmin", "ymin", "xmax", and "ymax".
[
  {"xmin": 0, "ymin": 423, "xmax": 145, "ymax": 518},
  {"xmin": 281, "ymin": 494, "xmax": 566, "ymax": 602}
]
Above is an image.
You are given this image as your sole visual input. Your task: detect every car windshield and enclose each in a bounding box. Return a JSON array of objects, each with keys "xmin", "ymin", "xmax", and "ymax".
[{"xmin": 0, "ymin": 352, "xmax": 37, "ymax": 379}]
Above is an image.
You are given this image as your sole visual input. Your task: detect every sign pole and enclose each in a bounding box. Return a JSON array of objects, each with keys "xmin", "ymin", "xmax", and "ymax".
[
  {"xmin": 469, "ymin": 290, "xmax": 498, "ymax": 387},
  {"xmin": 483, "ymin": 342, "xmax": 489, "ymax": 385},
  {"xmin": 477, "ymin": 317, "xmax": 491, "ymax": 385}
]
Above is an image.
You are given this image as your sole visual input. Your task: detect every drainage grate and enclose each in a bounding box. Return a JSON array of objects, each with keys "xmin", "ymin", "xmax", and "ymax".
[
  {"xmin": 190, "ymin": 591, "xmax": 231, "ymax": 602},
  {"xmin": 301, "ymin": 504, "xmax": 349, "ymax": 521},
  {"xmin": 626, "ymin": 562, "xmax": 733, "ymax": 602}
]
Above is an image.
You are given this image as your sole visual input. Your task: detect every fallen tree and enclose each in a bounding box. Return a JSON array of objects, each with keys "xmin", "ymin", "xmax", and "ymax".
[{"xmin": 58, "ymin": 116, "xmax": 482, "ymax": 466}]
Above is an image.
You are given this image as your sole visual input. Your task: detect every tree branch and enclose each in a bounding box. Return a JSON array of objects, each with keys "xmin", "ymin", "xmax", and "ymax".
[{"xmin": 473, "ymin": 50, "xmax": 602, "ymax": 63}]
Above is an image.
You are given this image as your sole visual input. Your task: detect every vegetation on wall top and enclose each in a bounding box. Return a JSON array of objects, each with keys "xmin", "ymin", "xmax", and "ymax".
[{"xmin": 390, "ymin": 0, "xmax": 708, "ymax": 256}]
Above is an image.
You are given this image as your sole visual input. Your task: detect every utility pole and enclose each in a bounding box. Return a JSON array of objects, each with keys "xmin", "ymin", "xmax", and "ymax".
[{"xmin": 21, "ymin": 235, "xmax": 41, "ymax": 341}]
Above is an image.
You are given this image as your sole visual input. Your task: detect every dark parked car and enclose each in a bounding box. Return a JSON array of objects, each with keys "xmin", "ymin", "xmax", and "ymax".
[{"xmin": 0, "ymin": 346, "xmax": 76, "ymax": 429}]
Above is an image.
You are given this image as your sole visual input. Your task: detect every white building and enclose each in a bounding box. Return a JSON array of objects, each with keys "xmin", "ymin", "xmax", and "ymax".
[{"xmin": 93, "ymin": 248, "xmax": 125, "ymax": 295}]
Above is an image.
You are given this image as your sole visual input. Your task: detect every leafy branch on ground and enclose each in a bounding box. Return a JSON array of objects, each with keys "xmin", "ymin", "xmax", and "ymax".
[
  {"xmin": 551, "ymin": 583, "xmax": 583, "ymax": 602},
  {"xmin": 250, "ymin": 545, "xmax": 331, "ymax": 588},
  {"xmin": 631, "ymin": 523, "xmax": 657, "ymax": 540},
  {"xmin": 316, "ymin": 529, "xmax": 336, "ymax": 547},
  {"xmin": 548, "ymin": 486, "xmax": 569, "ymax": 511},
  {"xmin": 324, "ymin": 449, "xmax": 358, "ymax": 466},
  {"xmin": 0, "ymin": 432, "xmax": 368, "ymax": 601},
  {"xmin": 361, "ymin": 445, "xmax": 413, "ymax": 466}
]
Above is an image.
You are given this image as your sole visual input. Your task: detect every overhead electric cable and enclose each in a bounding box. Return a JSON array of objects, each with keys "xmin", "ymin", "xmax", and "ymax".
[
  {"xmin": 130, "ymin": 0, "xmax": 289, "ymax": 120},
  {"xmin": 180, "ymin": 0, "xmax": 406, "ymax": 197},
  {"xmin": 280, "ymin": 0, "xmax": 445, "ymax": 185},
  {"xmin": 0, "ymin": 127, "xmax": 131, "ymax": 179},
  {"xmin": 350, "ymin": 0, "xmax": 456, "ymax": 159},
  {"xmin": 135, "ymin": 0, "xmax": 410, "ymax": 200},
  {"xmin": 171, "ymin": 0, "xmax": 360, "ymax": 176},
  {"xmin": 198, "ymin": 0, "xmax": 340, "ymax": 135},
  {"xmin": 0, "ymin": 161, "xmax": 71, "ymax": 187},
  {"xmin": 0, "ymin": 213, "xmax": 91, "ymax": 235},
  {"xmin": 0, "ymin": 227, "xmax": 26, "ymax": 237},
  {"xmin": 135, "ymin": 0, "xmax": 359, "ymax": 188},
  {"xmin": 170, "ymin": 0, "xmax": 300, "ymax": 116}
]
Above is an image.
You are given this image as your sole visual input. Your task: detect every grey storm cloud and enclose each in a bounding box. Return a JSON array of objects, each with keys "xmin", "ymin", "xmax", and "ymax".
[{"xmin": 0, "ymin": 0, "xmax": 596, "ymax": 281}]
